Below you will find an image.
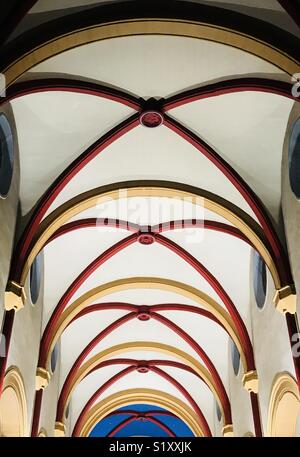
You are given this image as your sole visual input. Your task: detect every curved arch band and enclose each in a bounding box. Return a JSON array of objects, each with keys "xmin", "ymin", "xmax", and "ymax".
[
  {"xmin": 71, "ymin": 362, "xmax": 212, "ymax": 437},
  {"xmin": 2, "ymin": 18, "xmax": 300, "ymax": 88},
  {"xmin": 41, "ymin": 278, "xmax": 246, "ymax": 374},
  {"xmin": 0, "ymin": 77, "xmax": 141, "ymax": 110},
  {"xmin": 56, "ymin": 342, "xmax": 228, "ymax": 427},
  {"xmin": 72, "ymin": 388, "xmax": 205, "ymax": 438},
  {"xmin": 107, "ymin": 414, "xmax": 176, "ymax": 438},
  {"xmin": 5, "ymin": 181, "xmax": 295, "ymax": 314}
]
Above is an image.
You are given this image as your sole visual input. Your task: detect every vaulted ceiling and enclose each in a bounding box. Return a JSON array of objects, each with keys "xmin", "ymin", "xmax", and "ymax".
[{"xmin": 1, "ymin": 0, "xmax": 299, "ymax": 438}]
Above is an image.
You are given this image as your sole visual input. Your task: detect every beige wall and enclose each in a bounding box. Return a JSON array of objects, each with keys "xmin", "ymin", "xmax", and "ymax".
[
  {"xmin": 0, "ymin": 104, "xmax": 19, "ymax": 328},
  {"xmin": 226, "ymin": 106, "xmax": 300, "ymax": 437},
  {"xmin": 227, "ymin": 299, "xmax": 255, "ymax": 437},
  {"xmin": 282, "ymin": 102, "xmax": 300, "ymax": 318},
  {"xmin": 249, "ymin": 262, "xmax": 295, "ymax": 436}
]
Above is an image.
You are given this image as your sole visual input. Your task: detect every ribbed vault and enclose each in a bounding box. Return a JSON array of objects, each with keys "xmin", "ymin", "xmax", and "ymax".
[{"xmin": 0, "ymin": 0, "xmax": 299, "ymax": 439}]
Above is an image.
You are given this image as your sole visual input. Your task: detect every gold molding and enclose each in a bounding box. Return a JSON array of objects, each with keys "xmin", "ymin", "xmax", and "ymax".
[
  {"xmin": 267, "ymin": 372, "xmax": 300, "ymax": 437},
  {"xmin": 3, "ymin": 19, "xmax": 300, "ymax": 88},
  {"xmin": 222, "ymin": 424, "xmax": 234, "ymax": 437},
  {"xmin": 4, "ymin": 281, "xmax": 26, "ymax": 311},
  {"xmin": 43, "ymin": 277, "xmax": 247, "ymax": 376},
  {"xmin": 273, "ymin": 285, "xmax": 297, "ymax": 315},
  {"xmin": 36, "ymin": 367, "xmax": 51, "ymax": 391},
  {"xmin": 38, "ymin": 428, "xmax": 48, "ymax": 437},
  {"xmin": 18, "ymin": 183, "xmax": 281, "ymax": 292},
  {"xmin": 78, "ymin": 388, "xmax": 204, "ymax": 437},
  {"xmin": 55, "ymin": 421, "xmax": 66, "ymax": 437},
  {"xmin": 0, "ymin": 366, "xmax": 28, "ymax": 437},
  {"xmin": 57, "ymin": 341, "xmax": 230, "ymax": 427},
  {"xmin": 242, "ymin": 370, "xmax": 259, "ymax": 394}
]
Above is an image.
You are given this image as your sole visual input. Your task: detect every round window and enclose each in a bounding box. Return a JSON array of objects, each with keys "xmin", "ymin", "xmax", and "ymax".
[
  {"xmin": 253, "ymin": 250, "xmax": 267, "ymax": 309},
  {"xmin": 289, "ymin": 118, "xmax": 300, "ymax": 199},
  {"xmin": 30, "ymin": 252, "xmax": 42, "ymax": 305},
  {"xmin": 216, "ymin": 401, "xmax": 222, "ymax": 422},
  {"xmin": 231, "ymin": 340, "xmax": 240, "ymax": 376},
  {"xmin": 65, "ymin": 403, "xmax": 70, "ymax": 419},
  {"xmin": 51, "ymin": 344, "xmax": 59, "ymax": 374},
  {"xmin": 0, "ymin": 113, "xmax": 14, "ymax": 198}
]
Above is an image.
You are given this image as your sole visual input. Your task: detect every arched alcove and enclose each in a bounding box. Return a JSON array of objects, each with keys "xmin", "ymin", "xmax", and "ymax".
[
  {"xmin": 0, "ymin": 367, "xmax": 28, "ymax": 437},
  {"xmin": 268, "ymin": 373, "xmax": 300, "ymax": 437}
]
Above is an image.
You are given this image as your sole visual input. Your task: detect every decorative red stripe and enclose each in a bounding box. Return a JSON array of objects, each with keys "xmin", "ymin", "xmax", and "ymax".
[
  {"xmin": 49, "ymin": 218, "xmax": 250, "ymax": 245},
  {"xmin": 155, "ymin": 234, "xmax": 255, "ymax": 369},
  {"xmin": 73, "ymin": 364, "xmax": 211, "ymax": 437},
  {"xmin": 107, "ymin": 416, "xmax": 137, "ymax": 437},
  {"xmin": 151, "ymin": 312, "xmax": 232, "ymax": 425},
  {"xmin": 250, "ymin": 393, "xmax": 263, "ymax": 437},
  {"xmin": 72, "ymin": 303, "xmax": 139, "ymax": 323},
  {"xmin": 164, "ymin": 114, "xmax": 291, "ymax": 284},
  {"xmin": 163, "ymin": 78, "xmax": 296, "ymax": 110},
  {"xmin": 55, "ymin": 307, "xmax": 232, "ymax": 424},
  {"xmin": 106, "ymin": 409, "xmax": 177, "ymax": 418},
  {"xmin": 31, "ymin": 390, "xmax": 43, "ymax": 437},
  {"xmin": 1, "ymin": 78, "xmax": 141, "ymax": 110},
  {"xmin": 48, "ymin": 218, "xmax": 139, "ymax": 244},
  {"xmin": 56, "ymin": 313, "xmax": 137, "ymax": 420},
  {"xmin": 107, "ymin": 414, "xmax": 176, "ymax": 438},
  {"xmin": 140, "ymin": 415, "xmax": 176, "ymax": 437},
  {"xmin": 39, "ymin": 233, "xmax": 139, "ymax": 367},
  {"xmin": 41, "ymin": 228, "xmax": 254, "ymax": 371},
  {"xmin": 150, "ymin": 366, "xmax": 212, "ymax": 437},
  {"xmin": 10, "ymin": 113, "xmax": 140, "ymax": 283},
  {"xmin": 150, "ymin": 304, "xmax": 223, "ymax": 328},
  {"xmin": 72, "ymin": 366, "xmax": 136, "ymax": 436}
]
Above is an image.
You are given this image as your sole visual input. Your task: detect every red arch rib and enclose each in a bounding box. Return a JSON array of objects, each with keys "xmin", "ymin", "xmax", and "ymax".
[
  {"xmin": 106, "ymin": 410, "xmax": 177, "ymax": 418},
  {"xmin": 55, "ymin": 309, "xmax": 231, "ymax": 425},
  {"xmin": 107, "ymin": 416, "xmax": 136, "ymax": 437},
  {"xmin": 0, "ymin": 78, "xmax": 141, "ymax": 110},
  {"xmin": 107, "ymin": 414, "xmax": 176, "ymax": 438},
  {"xmin": 56, "ymin": 312, "xmax": 137, "ymax": 421},
  {"xmin": 72, "ymin": 365, "xmax": 212, "ymax": 437},
  {"xmin": 38, "ymin": 233, "xmax": 139, "ymax": 367},
  {"xmin": 10, "ymin": 112, "xmax": 140, "ymax": 283},
  {"xmin": 155, "ymin": 233, "xmax": 255, "ymax": 369},
  {"xmin": 163, "ymin": 113, "xmax": 291, "ymax": 283},
  {"xmin": 150, "ymin": 312, "xmax": 231, "ymax": 421},
  {"xmin": 56, "ymin": 312, "xmax": 231, "ymax": 423},
  {"xmin": 150, "ymin": 366, "xmax": 211, "ymax": 436},
  {"xmin": 163, "ymin": 77, "xmax": 296, "ymax": 110},
  {"xmin": 31, "ymin": 358, "xmax": 137, "ymax": 437},
  {"xmin": 40, "ymin": 227, "xmax": 254, "ymax": 370},
  {"xmin": 49, "ymin": 218, "xmax": 251, "ymax": 246}
]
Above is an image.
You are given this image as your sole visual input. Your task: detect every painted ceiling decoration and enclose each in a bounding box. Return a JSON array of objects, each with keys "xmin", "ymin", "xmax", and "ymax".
[{"xmin": 0, "ymin": 0, "xmax": 300, "ymax": 439}]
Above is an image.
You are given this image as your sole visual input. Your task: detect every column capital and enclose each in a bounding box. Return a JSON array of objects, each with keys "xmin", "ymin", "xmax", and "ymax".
[
  {"xmin": 55, "ymin": 421, "xmax": 66, "ymax": 437},
  {"xmin": 4, "ymin": 281, "xmax": 26, "ymax": 311},
  {"xmin": 274, "ymin": 285, "xmax": 297, "ymax": 315},
  {"xmin": 222, "ymin": 424, "xmax": 234, "ymax": 437},
  {"xmin": 36, "ymin": 367, "xmax": 50, "ymax": 390},
  {"xmin": 242, "ymin": 370, "xmax": 259, "ymax": 393}
]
